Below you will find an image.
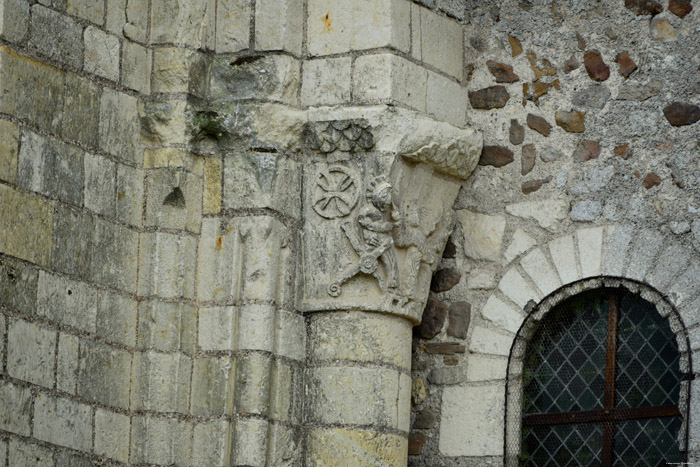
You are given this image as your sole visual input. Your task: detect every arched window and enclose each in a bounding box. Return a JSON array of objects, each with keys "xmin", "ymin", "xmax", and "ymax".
[{"xmin": 505, "ymin": 282, "xmax": 690, "ymax": 466}]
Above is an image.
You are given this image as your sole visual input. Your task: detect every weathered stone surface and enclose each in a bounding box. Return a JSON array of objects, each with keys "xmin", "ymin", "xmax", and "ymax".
[
  {"xmin": 573, "ymin": 139, "xmax": 601, "ymax": 162},
  {"xmin": 235, "ymin": 352, "xmax": 273, "ymax": 416},
  {"xmin": 664, "ymin": 102, "xmax": 700, "ymax": 127},
  {"xmin": 33, "ymin": 393, "xmax": 92, "ymax": 451},
  {"xmin": 527, "ymin": 113, "xmax": 552, "ymax": 136},
  {"xmin": 509, "ymin": 119, "xmax": 524, "ymax": 145},
  {"xmin": 486, "ymin": 60, "xmax": 519, "ymax": 83},
  {"xmin": 506, "ymin": 199, "xmax": 569, "ymax": 232},
  {"xmin": 8, "ymin": 319, "xmax": 55, "ymax": 387},
  {"xmin": 669, "ymin": 0, "xmax": 693, "ymax": 17},
  {"xmin": 130, "ymin": 416, "xmax": 192, "ymax": 465},
  {"xmin": 540, "ymin": 148, "xmax": 563, "ymax": 162},
  {"xmin": 480, "ymin": 295, "xmax": 524, "ymax": 333},
  {"xmin": 458, "ymin": 210, "xmax": 506, "ymax": 261},
  {"xmin": 190, "ymin": 356, "xmax": 235, "ymax": 416},
  {"xmin": 425, "ymin": 343, "xmax": 465, "ymax": 354},
  {"xmin": 570, "ymin": 166, "xmax": 612, "ymax": 195},
  {"xmin": 572, "ymin": 84, "xmax": 611, "ymax": 109},
  {"xmin": 412, "ymin": 377, "xmax": 428, "ymax": 406},
  {"xmin": 555, "ymin": 110, "xmax": 586, "ymax": 133},
  {"xmin": 255, "ymin": 0, "xmax": 303, "ymax": 54},
  {"xmin": 95, "ymin": 409, "xmax": 130, "ymax": 463},
  {"xmin": 0, "ymin": 257, "xmax": 37, "ymax": 315},
  {"xmin": 29, "ymin": 5, "xmax": 83, "ymax": 67},
  {"xmin": 414, "ymin": 299, "xmax": 447, "ymax": 339},
  {"xmin": 614, "ymin": 51, "xmax": 637, "ymax": 79},
  {"xmin": 138, "ymin": 300, "xmax": 196, "ymax": 353},
  {"xmin": 467, "ymin": 355, "xmax": 508, "ymax": 382},
  {"xmin": 651, "ymin": 18, "xmax": 677, "ymax": 42},
  {"xmin": 0, "ymin": 381, "xmax": 32, "ymax": 435},
  {"xmin": 132, "ymin": 351, "xmax": 192, "ymax": 413},
  {"xmin": 193, "ymin": 420, "xmax": 234, "ymax": 466},
  {"xmin": 584, "ymin": 50, "xmax": 610, "ymax": 82},
  {"xmin": 0, "ymin": 119, "xmax": 18, "ymax": 183},
  {"xmin": 429, "ymin": 366, "xmax": 466, "ymax": 385},
  {"xmin": 306, "ymin": 428, "xmax": 407, "ymax": 467},
  {"xmin": 100, "ymin": 89, "xmax": 140, "ymax": 163},
  {"xmin": 576, "ymin": 32, "xmax": 586, "ymax": 50},
  {"xmin": 617, "ymin": 79, "xmax": 663, "ymax": 101},
  {"xmin": 0, "ymin": 0, "xmax": 29, "ymax": 43},
  {"xmin": 479, "ymin": 145, "xmax": 514, "ymax": 167},
  {"xmin": 430, "ymin": 268, "xmax": 462, "ymax": 293},
  {"xmin": 414, "ymin": 408, "xmax": 438, "ymax": 429},
  {"xmin": 505, "ymin": 229, "xmax": 536, "ymax": 264},
  {"xmin": 9, "ymin": 440, "xmax": 53, "ymax": 467},
  {"xmin": 625, "ymin": 0, "xmax": 663, "ymax": 15},
  {"xmin": 440, "ymin": 383, "xmax": 504, "ymax": 456},
  {"xmin": 139, "ymin": 232, "xmax": 196, "ymax": 299},
  {"xmin": 570, "ymin": 200, "xmax": 603, "ymax": 221},
  {"xmin": 469, "ymin": 86, "xmax": 510, "ymax": 109},
  {"xmin": 446, "ymin": 301, "xmax": 470, "ymax": 339},
  {"xmin": 66, "ymin": 0, "xmax": 104, "ymax": 24},
  {"xmin": 521, "ymin": 144, "xmax": 536, "ymax": 175},
  {"xmin": 122, "ymin": 40, "xmax": 151, "ymax": 93},
  {"xmin": 643, "ymin": 172, "xmax": 662, "ymax": 189},
  {"xmin": 84, "ymin": 153, "xmax": 116, "ymax": 217},
  {"xmin": 522, "ymin": 177, "xmax": 552, "ymax": 194},
  {"xmin": 84, "ymin": 26, "xmax": 120, "ymax": 81},
  {"xmin": 57, "ymin": 333, "xmax": 79, "ymax": 394},
  {"xmin": 78, "ymin": 340, "xmax": 131, "ymax": 409},
  {"xmin": 19, "ymin": 130, "xmax": 84, "ymax": 206},
  {"xmin": 37, "ymin": 271, "xmax": 98, "ymax": 332},
  {"xmin": 408, "ymin": 432, "xmax": 427, "ymax": 456}
]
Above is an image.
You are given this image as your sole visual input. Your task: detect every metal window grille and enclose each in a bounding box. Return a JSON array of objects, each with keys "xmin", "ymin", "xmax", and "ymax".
[{"xmin": 518, "ymin": 288, "xmax": 685, "ymax": 466}]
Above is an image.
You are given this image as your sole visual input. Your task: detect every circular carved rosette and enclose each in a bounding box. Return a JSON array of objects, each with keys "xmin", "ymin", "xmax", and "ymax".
[{"xmin": 312, "ymin": 166, "xmax": 360, "ymax": 219}]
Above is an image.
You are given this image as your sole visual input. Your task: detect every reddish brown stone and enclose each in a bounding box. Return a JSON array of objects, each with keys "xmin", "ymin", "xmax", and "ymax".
[
  {"xmin": 615, "ymin": 143, "xmax": 633, "ymax": 159},
  {"xmin": 643, "ymin": 173, "xmax": 662, "ymax": 189},
  {"xmin": 663, "ymin": 102, "xmax": 700, "ymax": 126},
  {"xmin": 584, "ymin": 50, "xmax": 610, "ymax": 82},
  {"xmin": 522, "ymin": 177, "xmax": 552, "ymax": 194},
  {"xmin": 527, "ymin": 113, "xmax": 552, "ymax": 136},
  {"xmin": 487, "ymin": 60, "xmax": 519, "ymax": 83},
  {"xmin": 430, "ymin": 268, "xmax": 461, "ymax": 292},
  {"xmin": 425, "ymin": 343, "xmax": 466, "ymax": 355},
  {"xmin": 446, "ymin": 302, "xmax": 470, "ymax": 339},
  {"xmin": 408, "ymin": 432, "xmax": 427, "ymax": 456},
  {"xmin": 625, "ymin": 0, "xmax": 663, "ymax": 15},
  {"xmin": 414, "ymin": 299, "xmax": 447, "ymax": 340},
  {"xmin": 555, "ymin": 110, "xmax": 586, "ymax": 133},
  {"xmin": 468, "ymin": 86, "xmax": 510, "ymax": 109},
  {"xmin": 508, "ymin": 35, "xmax": 523, "ymax": 57},
  {"xmin": 521, "ymin": 144, "xmax": 536, "ymax": 176},
  {"xmin": 443, "ymin": 356, "xmax": 459, "ymax": 366},
  {"xmin": 573, "ymin": 139, "xmax": 601, "ymax": 162},
  {"xmin": 526, "ymin": 51, "xmax": 557, "ymax": 79},
  {"xmin": 576, "ymin": 33, "xmax": 586, "ymax": 50},
  {"xmin": 563, "ymin": 56, "xmax": 580, "ymax": 74},
  {"xmin": 669, "ymin": 0, "xmax": 693, "ymax": 17},
  {"xmin": 479, "ymin": 146, "xmax": 514, "ymax": 167},
  {"xmin": 615, "ymin": 51, "xmax": 637, "ymax": 79},
  {"xmin": 509, "ymin": 119, "xmax": 525, "ymax": 145},
  {"xmin": 605, "ymin": 28, "xmax": 618, "ymax": 40}
]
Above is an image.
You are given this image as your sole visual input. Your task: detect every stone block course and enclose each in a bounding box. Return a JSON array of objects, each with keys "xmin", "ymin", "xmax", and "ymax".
[
  {"xmin": 62, "ymin": 73, "xmax": 102, "ymax": 147},
  {"xmin": 255, "ymin": 0, "xmax": 303, "ymax": 55},
  {"xmin": 307, "ymin": 0, "xmax": 410, "ymax": 56},
  {"xmin": 306, "ymin": 427, "xmax": 408, "ymax": 467},
  {"xmin": 66, "ymin": 0, "xmax": 104, "ymax": 24},
  {"xmin": 0, "ymin": 119, "xmax": 19, "ymax": 183},
  {"xmin": 577, "ymin": 227, "xmax": 604, "ymax": 277},
  {"xmin": 549, "ymin": 234, "xmax": 579, "ymax": 284},
  {"xmin": 276, "ymin": 310, "xmax": 306, "ymax": 361},
  {"xmin": 96, "ymin": 289, "xmax": 137, "ymax": 346},
  {"xmin": 301, "ymin": 56, "xmax": 352, "ymax": 106},
  {"xmin": 413, "ymin": 4, "xmax": 463, "ymax": 79},
  {"xmin": 0, "ymin": 380, "xmax": 32, "ymax": 435},
  {"xmin": 235, "ymin": 352, "xmax": 272, "ymax": 416},
  {"xmin": 130, "ymin": 415, "xmax": 193, "ymax": 465},
  {"xmin": 33, "ymin": 392, "xmax": 92, "ymax": 451},
  {"xmin": 91, "ymin": 217, "xmax": 139, "ymax": 292},
  {"xmin": 353, "ymin": 53, "xmax": 428, "ymax": 112},
  {"xmin": 94, "ymin": 408, "xmax": 130, "ymax": 463},
  {"xmin": 0, "ymin": 253, "xmax": 38, "ymax": 316},
  {"xmin": 0, "ymin": 184, "xmax": 54, "ymax": 267},
  {"xmin": 0, "ymin": 45, "xmax": 65, "ymax": 132},
  {"xmin": 8, "ymin": 319, "xmax": 56, "ymax": 387},
  {"xmin": 480, "ymin": 295, "xmax": 524, "ymax": 334},
  {"xmin": 0, "ymin": 0, "xmax": 29, "ymax": 43},
  {"xmin": 427, "ymin": 71, "xmax": 467, "ymax": 127},
  {"xmin": 237, "ymin": 304, "xmax": 275, "ymax": 352},
  {"xmin": 139, "ymin": 232, "xmax": 196, "ymax": 299},
  {"xmin": 193, "ymin": 420, "xmax": 233, "ymax": 466},
  {"xmin": 99, "ymin": 89, "xmax": 140, "ymax": 164},
  {"xmin": 153, "ymin": 47, "xmax": 197, "ymax": 94},
  {"xmin": 29, "ymin": 5, "xmax": 84, "ymax": 67},
  {"xmin": 190, "ymin": 356, "xmax": 235, "ymax": 416},
  {"xmin": 77, "ymin": 340, "xmax": 131, "ymax": 409},
  {"xmin": 150, "ymin": 0, "xmax": 210, "ymax": 47},
  {"xmin": 50, "ymin": 204, "xmax": 94, "ymax": 278},
  {"xmin": 144, "ymin": 168, "xmax": 202, "ymax": 233},
  {"xmin": 116, "ymin": 163, "xmax": 144, "ymax": 226},
  {"xmin": 469, "ymin": 326, "xmax": 513, "ymax": 356},
  {"xmin": 122, "ymin": 39, "xmax": 151, "ymax": 93},
  {"xmin": 216, "ymin": 0, "xmax": 250, "ymax": 52},
  {"xmin": 84, "ymin": 152, "xmax": 116, "ymax": 217},
  {"xmin": 84, "ymin": 26, "xmax": 120, "ymax": 81},
  {"xmin": 57, "ymin": 332, "xmax": 79, "ymax": 393},
  {"xmin": 9, "ymin": 439, "xmax": 54, "ymax": 466},
  {"xmin": 131, "ymin": 351, "xmax": 192, "ymax": 413},
  {"xmin": 233, "ymin": 417, "xmax": 269, "ymax": 466},
  {"xmin": 138, "ymin": 300, "xmax": 196, "ymax": 353},
  {"xmin": 198, "ymin": 306, "xmax": 236, "ymax": 351}
]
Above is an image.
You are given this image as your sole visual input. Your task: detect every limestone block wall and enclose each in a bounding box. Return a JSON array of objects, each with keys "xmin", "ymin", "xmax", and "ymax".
[{"xmin": 409, "ymin": 0, "xmax": 700, "ymax": 465}]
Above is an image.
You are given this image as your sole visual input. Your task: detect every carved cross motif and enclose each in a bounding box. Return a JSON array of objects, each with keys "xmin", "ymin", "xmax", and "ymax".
[{"xmin": 312, "ymin": 166, "xmax": 360, "ymax": 219}]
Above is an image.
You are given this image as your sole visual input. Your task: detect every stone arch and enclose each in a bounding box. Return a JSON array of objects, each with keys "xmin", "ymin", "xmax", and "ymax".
[{"xmin": 503, "ymin": 277, "xmax": 692, "ymax": 465}]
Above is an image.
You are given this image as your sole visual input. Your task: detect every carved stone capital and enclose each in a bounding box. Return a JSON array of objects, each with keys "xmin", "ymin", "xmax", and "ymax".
[{"xmin": 301, "ymin": 107, "xmax": 483, "ymax": 323}]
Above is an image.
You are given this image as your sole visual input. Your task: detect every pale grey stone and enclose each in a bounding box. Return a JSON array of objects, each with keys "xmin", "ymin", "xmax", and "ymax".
[
  {"xmin": 138, "ymin": 232, "xmax": 197, "ymax": 299},
  {"xmin": 427, "ymin": 69, "xmax": 467, "ymax": 127},
  {"xmin": 647, "ymin": 242, "xmax": 690, "ymax": 290},
  {"xmin": 190, "ymin": 356, "xmax": 234, "ymax": 416},
  {"xmin": 7, "ymin": 319, "xmax": 56, "ymax": 387},
  {"xmin": 33, "ymin": 393, "xmax": 92, "ymax": 451},
  {"xmin": 521, "ymin": 248, "xmax": 562, "ymax": 296},
  {"xmin": 233, "ymin": 418, "xmax": 269, "ymax": 467},
  {"xmin": 458, "ymin": 210, "xmax": 506, "ymax": 261},
  {"xmin": 504, "ymin": 229, "xmax": 536, "ymax": 264},
  {"xmin": 506, "ymin": 199, "xmax": 569, "ymax": 232},
  {"xmin": 570, "ymin": 165, "xmax": 614, "ymax": 195},
  {"xmin": 37, "ymin": 270, "xmax": 98, "ymax": 332},
  {"xmin": 570, "ymin": 200, "xmax": 602, "ymax": 222},
  {"xmin": 123, "ymin": 0, "xmax": 148, "ymax": 42},
  {"xmin": 0, "ymin": 381, "xmax": 32, "ymax": 435},
  {"xmin": 0, "ymin": 256, "xmax": 38, "ymax": 315},
  {"xmin": 138, "ymin": 300, "xmax": 196, "ymax": 353},
  {"xmin": 57, "ymin": 333, "xmax": 79, "ymax": 394},
  {"xmin": 78, "ymin": 340, "xmax": 132, "ymax": 409},
  {"xmin": 84, "ymin": 26, "xmax": 120, "ymax": 81},
  {"xmin": 193, "ymin": 420, "xmax": 233, "ymax": 466},
  {"xmin": 198, "ymin": 306, "xmax": 236, "ymax": 351},
  {"xmin": 469, "ymin": 326, "xmax": 513, "ymax": 356},
  {"xmin": 572, "ymin": 84, "xmax": 611, "ymax": 109},
  {"xmin": 144, "ymin": 168, "xmax": 202, "ymax": 233},
  {"xmin": 9, "ymin": 439, "xmax": 54, "ymax": 467},
  {"xmin": 130, "ymin": 416, "xmax": 193, "ymax": 465},
  {"xmin": 668, "ymin": 260, "xmax": 700, "ymax": 306},
  {"xmin": 237, "ymin": 304, "xmax": 275, "ymax": 352},
  {"xmin": 624, "ymin": 229, "xmax": 664, "ymax": 281},
  {"xmin": 131, "ymin": 351, "xmax": 192, "ymax": 413},
  {"xmin": 50, "ymin": 204, "xmax": 94, "ymax": 279},
  {"xmin": 671, "ymin": 221, "xmax": 691, "ymax": 235},
  {"xmin": 99, "ymin": 89, "xmax": 140, "ymax": 163},
  {"xmin": 577, "ymin": 227, "xmax": 604, "ymax": 277},
  {"xmin": 90, "ymin": 218, "xmax": 139, "ymax": 293},
  {"xmin": 96, "ymin": 289, "xmax": 138, "ymax": 346},
  {"xmin": 116, "ymin": 162, "xmax": 144, "ymax": 225},
  {"xmin": 67, "ymin": 0, "xmax": 104, "ymax": 24},
  {"xmin": 62, "ymin": 73, "xmax": 101, "ymax": 147},
  {"xmin": 18, "ymin": 130, "xmax": 84, "ymax": 206},
  {"xmin": 235, "ymin": 353, "xmax": 273, "ymax": 417},
  {"xmin": 466, "ymin": 355, "xmax": 508, "ymax": 382},
  {"xmin": 604, "ymin": 225, "xmax": 634, "ymax": 276},
  {"xmin": 301, "ymin": 57, "xmax": 352, "ymax": 106},
  {"xmin": 498, "ymin": 269, "xmax": 540, "ymax": 308},
  {"xmin": 94, "ymin": 408, "xmax": 130, "ymax": 463},
  {"xmin": 255, "ymin": 0, "xmax": 303, "ymax": 55},
  {"xmin": 151, "ymin": 0, "xmax": 210, "ymax": 47},
  {"xmin": 29, "ymin": 5, "xmax": 83, "ymax": 67},
  {"xmin": 429, "ymin": 366, "xmax": 467, "ymax": 385},
  {"xmin": 0, "ymin": 0, "xmax": 29, "ymax": 43},
  {"xmin": 540, "ymin": 148, "xmax": 563, "ymax": 162},
  {"xmin": 122, "ymin": 40, "xmax": 151, "ymax": 93},
  {"xmin": 549, "ymin": 235, "xmax": 579, "ymax": 284},
  {"xmin": 480, "ymin": 295, "xmax": 525, "ymax": 333}
]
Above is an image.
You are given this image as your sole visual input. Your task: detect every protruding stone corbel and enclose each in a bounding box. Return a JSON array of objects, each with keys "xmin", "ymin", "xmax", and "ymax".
[{"xmin": 301, "ymin": 106, "xmax": 483, "ymax": 323}]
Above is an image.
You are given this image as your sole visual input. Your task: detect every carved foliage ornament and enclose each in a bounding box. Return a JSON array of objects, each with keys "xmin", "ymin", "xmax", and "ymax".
[{"xmin": 305, "ymin": 119, "xmax": 374, "ymax": 153}]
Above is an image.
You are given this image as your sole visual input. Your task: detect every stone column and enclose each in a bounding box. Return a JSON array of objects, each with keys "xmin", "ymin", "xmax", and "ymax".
[{"xmin": 300, "ymin": 106, "xmax": 483, "ymax": 465}]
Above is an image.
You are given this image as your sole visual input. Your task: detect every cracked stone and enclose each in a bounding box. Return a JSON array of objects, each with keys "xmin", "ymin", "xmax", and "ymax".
[
  {"xmin": 527, "ymin": 114, "xmax": 552, "ymax": 136},
  {"xmin": 556, "ymin": 111, "xmax": 586, "ymax": 133},
  {"xmin": 479, "ymin": 146, "xmax": 514, "ymax": 167},
  {"xmin": 522, "ymin": 144, "xmax": 536, "ymax": 175},
  {"xmin": 486, "ymin": 61, "xmax": 519, "ymax": 83},
  {"xmin": 468, "ymin": 86, "xmax": 510, "ymax": 109},
  {"xmin": 664, "ymin": 102, "xmax": 700, "ymax": 126},
  {"xmin": 584, "ymin": 50, "xmax": 610, "ymax": 82}
]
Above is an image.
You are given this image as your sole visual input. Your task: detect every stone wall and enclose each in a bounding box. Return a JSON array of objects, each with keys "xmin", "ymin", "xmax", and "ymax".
[{"xmin": 409, "ymin": 0, "xmax": 700, "ymax": 464}]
